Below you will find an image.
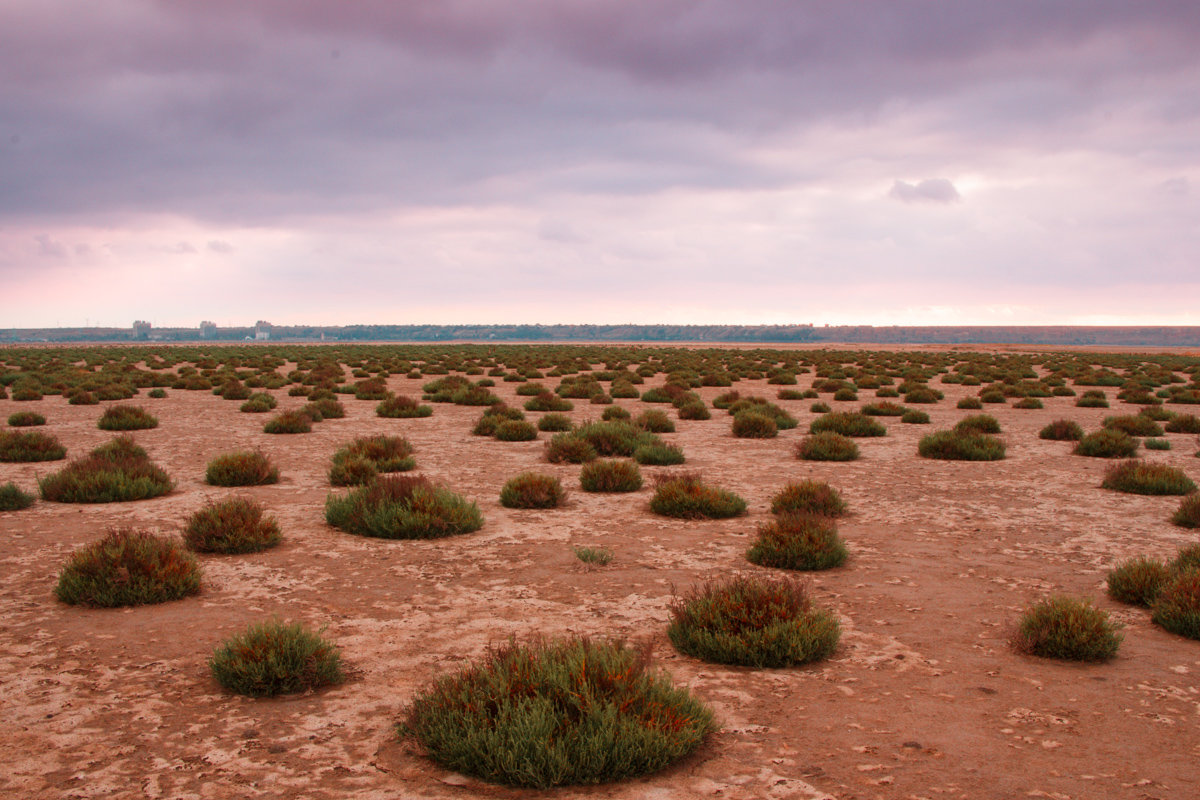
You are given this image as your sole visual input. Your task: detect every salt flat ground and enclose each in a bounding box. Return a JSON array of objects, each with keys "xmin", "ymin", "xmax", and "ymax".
[{"xmin": 1, "ymin": 366, "xmax": 1197, "ymax": 800}]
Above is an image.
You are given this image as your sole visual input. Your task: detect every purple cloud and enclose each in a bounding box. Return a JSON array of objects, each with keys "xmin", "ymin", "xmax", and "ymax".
[{"xmin": 889, "ymin": 179, "xmax": 961, "ymax": 205}]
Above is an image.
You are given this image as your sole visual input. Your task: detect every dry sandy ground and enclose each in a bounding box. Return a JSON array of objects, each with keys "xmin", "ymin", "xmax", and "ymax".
[{"xmin": 2, "ymin": 367, "xmax": 1199, "ymax": 799}]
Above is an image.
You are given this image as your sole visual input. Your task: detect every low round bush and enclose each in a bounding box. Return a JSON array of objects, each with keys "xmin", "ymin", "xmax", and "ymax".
[
  {"xmin": 795, "ymin": 431, "xmax": 860, "ymax": 461},
  {"xmin": 633, "ymin": 441, "xmax": 685, "ymax": 466},
  {"xmin": 205, "ymin": 450, "xmax": 280, "ymax": 486},
  {"xmin": 330, "ymin": 436, "xmax": 416, "ymax": 486},
  {"xmin": 500, "ymin": 472, "xmax": 566, "ymax": 509},
  {"xmin": 184, "ymin": 497, "xmax": 282, "ymax": 554},
  {"xmin": 1172, "ymin": 494, "xmax": 1200, "ymax": 528},
  {"xmin": 580, "ymin": 459, "xmax": 643, "ymax": 493},
  {"xmin": 731, "ymin": 410, "xmax": 777, "ymax": 439},
  {"xmin": 809, "ymin": 412, "xmax": 885, "ymax": 437},
  {"xmin": 1106, "ymin": 557, "xmax": 1170, "ymax": 606},
  {"xmin": 537, "ymin": 413, "xmax": 573, "ymax": 432},
  {"xmin": 303, "ymin": 398, "xmax": 346, "ymax": 420},
  {"xmin": 1076, "ymin": 391, "xmax": 1110, "ymax": 408},
  {"xmin": 0, "ymin": 482, "xmax": 35, "ymax": 511},
  {"xmin": 209, "ymin": 619, "xmax": 343, "ymax": 697},
  {"xmin": 0, "ymin": 430, "xmax": 67, "ymax": 462},
  {"xmin": 900, "ymin": 409, "xmax": 930, "ymax": 424},
  {"xmin": 376, "ymin": 394, "xmax": 434, "ymax": 418},
  {"xmin": 494, "ymin": 419, "xmax": 538, "ymax": 442},
  {"xmin": 545, "ymin": 433, "xmax": 598, "ymax": 464},
  {"xmin": 147, "ymin": 388, "xmax": 167, "ymax": 399},
  {"xmin": 264, "ymin": 409, "xmax": 313, "ymax": 434},
  {"xmin": 1100, "ymin": 460, "xmax": 1196, "ymax": 495},
  {"xmin": 1144, "ymin": 438, "xmax": 1171, "ymax": 451},
  {"xmin": 954, "ymin": 414, "xmax": 1001, "ymax": 435},
  {"xmin": 676, "ymin": 400, "xmax": 711, "ymax": 420},
  {"xmin": 649, "ymin": 472, "xmax": 746, "ymax": 519},
  {"xmin": 39, "ymin": 436, "xmax": 174, "ymax": 503},
  {"xmin": 97, "ymin": 405, "xmax": 158, "ymax": 431},
  {"xmin": 668, "ymin": 575, "xmax": 840, "ymax": 667},
  {"xmin": 325, "ymin": 475, "xmax": 483, "ymax": 539},
  {"xmin": 747, "ymin": 513, "xmax": 848, "ymax": 571},
  {"xmin": 1039, "ymin": 419, "xmax": 1084, "ymax": 441},
  {"xmin": 861, "ymin": 401, "xmax": 906, "ymax": 417},
  {"xmin": 68, "ymin": 390, "xmax": 99, "ymax": 405},
  {"xmin": 1011, "ymin": 596, "xmax": 1121, "ymax": 662},
  {"xmin": 904, "ymin": 386, "xmax": 942, "ymax": 404},
  {"xmin": 1172, "ymin": 544, "xmax": 1200, "ymax": 573},
  {"xmin": 770, "ymin": 480, "xmax": 847, "ymax": 517},
  {"xmin": 601, "ymin": 406, "xmax": 631, "ymax": 422},
  {"xmin": 1074, "ymin": 428, "xmax": 1138, "ymax": 458},
  {"xmin": 1103, "ymin": 414, "xmax": 1164, "ymax": 437},
  {"xmin": 239, "ymin": 392, "xmax": 278, "ymax": 413},
  {"xmin": 400, "ymin": 637, "xmax": 715, "ymax": 789},
  {"xmin": 1165, "ymin": 413, "xmax": 1200, "ymax": 434},
  {"xmin": 809, "ymin": 401, "xmax": 831, "ymax": 413},
  {"xmin": 1151, "ymin": 569, "xmax": 1200, "ymax": 640},
  {"xmin": 918, "ymin": 430, "xmax": 1005, "ymax": 461},
  {"xmin": 524, "ymin": 392, "xmax": 573, "ymax": 412},
  {"xmin": 956, "ymin": 397, "xmax": 983, "ymax": 410},
  {"xmin": 472, "ymin": 405, "xmax": 524, "ymax": 436},
  {"xmin": 54, "ymin": 528, "xmax": 201, "ymax": 607},
  {"xmin": 7, "ymin": 411, "xmax": 46, "ymax": 426},
  {"xmin": 635, "ymin": 409, "xmax": 675, "ymax": 433},
  {"xmin": 1013, "ymin": 397, "xmax": 1044, "ymax": 410}
]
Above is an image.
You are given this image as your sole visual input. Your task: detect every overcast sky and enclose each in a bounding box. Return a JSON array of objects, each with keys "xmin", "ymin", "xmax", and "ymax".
[{"xmin": 2, "ymin": 1, "xmax": 1198, "ymax": 328}]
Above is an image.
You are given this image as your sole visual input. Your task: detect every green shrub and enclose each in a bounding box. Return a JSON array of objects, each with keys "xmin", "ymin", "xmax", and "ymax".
[
  {"xmin": 795, "ymin": 431, "xmax": 860, "ymax": 461},
  {"xmin": 1013, "ymin": 397, "xmax": 1044, "ymax": 410},
  {"xmin": 918, "ymin": 429, "xmax": 1005, "ymax": 461},
  {"xmin": 1101, "ymin": 460, "xmax": 1196, "ymax": 495},
  {"xmin": 979, "ymin": 389, "xmax": 1006, "ymax": 404},
  {"xmin": 1103, "ymin": 415, "xmax": 1163, "ymax": 437},
  {"xmin": 668, "ymin": 575, "xmax": 840, "ymax": 667},
  {"xmin": 573, "ymin": 545, "xmax": 613, "ymax": 565},
  {"xmin": 544, "ymin": 432, "xmax": 598, "ymax": 464},
  {"xmin": 776, "ymin": 389, "xmax": 804, "ymax": 400},
  {"xmin": 205, "ymin": 450, "xmax": 279, "ymax": 486},
  {"xmin": 633, "ymin": 441, "xmax": 686, "ymax": 466},
  {"xmin": 209, "ymin": 619, "xmax": 343, "ymax": 697},
  {"xmin": 649, "ymin": 472, "xmax": 746, "ymax": 519},
  {"xmin": 537, "ymin": 413, "xmax": 574, "ymax": 432},
  {"xmin": 54, "ymin": 528, "xmax": 201, "ymax": 607},
  {"xmin": 809, "ymin": 412, "xmax": 885, "ymax": 437},
  {"xmin": 1039, "ymin": 419, "xmax": 1084, "ymax": 441},
  {"xmin": 184, "ymin": 497, "xmax": 282, "ymax": 554},
  {"xmin": 1011, "ymin": 596, "xmax": 1121, "ymax": 662},
  {"xmin": 601, "ymin": 406, "xmax": 631, "ymax": 422},
  {"xmin": 68, "ymin": 390, "xmax": 99, "ymax": 405},
  {"xmin": 901, "ymin": 409, "xmax": 930, "ymax": 424},
  {"xmin": 573, "ymin": 420, "xmax": 650, "ymax": 457},
  {"xmin": 147, "ymin": 388, "xmax": 167, "ymax": 399},
  {"xmin": 97, "ymin": 405, "xmax": 158, "ymax": 431},
  {"xmin": 1106, "ymin": 557, "xmax": 1170, "ymax": 606},
  {"xmin": 500, "ymin": 472, "xmax": 566, "ymax": 509},
  {"xmin": 376, "ymin": 394, "xmax": 434, "ymax": 418},
  {"xmin": 726, "ymin": 399, "xmax": 797, "ymax": 430},
  {"xmin": 1076, "ymin": 391, "xmax": 1110, "ymax": 408},
  {"xmin": 264, "ymin": 409, "xmax": 313, "ymax": 434},
  {"xmin": 39, "ymin": 437, "xmax": 173, "ymax": 503},
  {"xmin": 954, "ymin": 414, "xmax": 1001, "ymax": 435},
  {"xmin": 861, "ymin": 401, "xmax": 906, "ymax": 417},
  {"xmin": 472, "ymin": 405, "xmax": 524, "ymax": 436},
  {"xmin": 635, "ymin": 409, "xmax": 675, "ymax": 433},
  {"xmin": 330, "ymin": 436, "xmax": 415, "ymax": 485},
  {"xmin": 676, "ymin": 400, "xmax": 711, "ymax": 420},
  {"xmin": 956, "ymin": 397, "xmax": 983, "ymax": 410},
  {"xmin": 325, "ymin": 475, "xmax": 483, "ymax": 539},
  {"xmin": 809, "ymin": 401, "xmax": 831, "ymax": 414},
  {"xmin": 770, "ymin": 480, "xmax": 847, "ymax": 517},
  {"xmin": 904, "ymin": 386, "xmax": 942, "ymax": 404},
  {"xmin": 7, "ymin": 411, "xmax": 46, "ymax": 426},
  {"xmin": 731, "ymin": 410, "xmax": 778, "ymax": 438},
  {"xmin": 239, "ymin": 392, "xmax": 278, "ymax": 413},
  {"xmin": 303, "ymin": 397, "xmax": 346, "ymax": 420},
  {"xmin": 1165, "ymin": 414, "xmax": 1200, "ymax": 434},
  {"xmin": 1074, "ymin": 429, "xmax": 1139, "ymax": 458},
  {"xmin": 1172, "ymin": 494, "xmax": 1200, "ymax": 528},
  {"xmin": 0, "ymin": 482, "xmax": 35, "ymax": 511},
  {"xmin": 525, "ymin": 392, "xmax": 574, "ymax": 412},
  {"xmin": 493, "ymin": 419, "xmax": 538, "ymax": 441},
  {"xmin": 832, "ymin": 388, "xmax": 857, "ymax": 402},
  {"xmin": 1172, "ymin": 544, "xmax": 1200, "ymax": 573},
  {"xmin": 1144, "ymin": 438, "xmax": 1171, "ymax": 451},
  {"xmin": 400, "ymin": 637, "xmax": 714, "ymax": 788},
  {"xmin": 1151, "ymin": 569, "xmax": 1200, "ymax": 640},
  {"xmin": 0, "ymin": 430, "xmax": 66, "ymax": 462},
  {"xmin": 580, "ymin": 459, "xmax": 643, "ymax": 493},
  {"xmin": 747, "ymin": 514, "xmax": 848, "ymax": 571}
]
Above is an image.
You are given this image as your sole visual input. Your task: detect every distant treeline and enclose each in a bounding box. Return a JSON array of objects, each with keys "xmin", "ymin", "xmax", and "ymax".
[{"xmin": 2, "ymin": 324, "xmax": 1199, "ymax": 347}]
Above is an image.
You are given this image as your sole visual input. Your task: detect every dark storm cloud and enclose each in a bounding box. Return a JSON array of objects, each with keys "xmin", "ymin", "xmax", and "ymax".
[{"xmin": 2, "ymin": 0, "xmax": 1198, "ymax": 224}]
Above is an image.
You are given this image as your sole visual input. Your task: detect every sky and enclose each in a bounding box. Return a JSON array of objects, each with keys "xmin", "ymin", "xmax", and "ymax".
[{"xmin": 1, "ymin": 1, "xmax": 1198, "ymax": 329}]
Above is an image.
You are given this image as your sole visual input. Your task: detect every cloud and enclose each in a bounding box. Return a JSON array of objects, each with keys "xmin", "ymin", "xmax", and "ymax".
[{"xmin": 888, "ymin": 178, "xmax": 962, "ymax": 205}]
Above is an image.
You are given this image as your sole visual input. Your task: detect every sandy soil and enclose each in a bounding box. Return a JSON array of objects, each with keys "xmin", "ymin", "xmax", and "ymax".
[{"xmin": 2, "ymin": 366, "xmax": 1198, "ymax": 800}]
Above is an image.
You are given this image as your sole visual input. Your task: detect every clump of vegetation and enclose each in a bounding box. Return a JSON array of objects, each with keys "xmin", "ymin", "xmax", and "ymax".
[
  {"xmin": 1151, "ymin": 569, "xmax": 1200, "ymax": 640},
  {"xmin": 1103, "ymin": 415, "xmax": 1164, "ymax": 437},
  {"xmin": 7, "ymin": 411, "xmax": 46, "ymax": 427},
  {"xmin": 500, "ymin": 472, "xmax": 566, "ymax": 509},
  {"xmin": 544, "ymin": 432, "xmax": 599, "ymax": 464},
  {"xmin": 329, "ymin": 435, "xmax": 416, "ymax": 486},
  {"xmin": 635, "ymin": 409, "xmax": 675, "ymax": 433},
  {"xmin": 0, "ymin": 482, "xmax": 35, "ymax": 511},
  {"xmin": 97, "ymin": 405, "xmax": 159, "ymax": 431},
  {"xmin": 1013, "ymin": 397, "xmax": 1044, "ymax": 409},
  {"xmin": 1172, "ymin": 494, "xmax": 1200, "ymax": 528},
  {"xmin": 725, "ymin": 398, "xmax": 797, "ymax": 430},
  {"xmin": 494, "ymin": 419, "xmax": 539, "ymax": 442},
  {"xmin": 39, "ymin": 436, "xmax": 174, "ymax": 503},
  {"xmin": 0, "ymin": 429, "xmax": 67, "ymax": 462},
  {"xmin": 900, "ymin": 409, "xmax": 930, "ymax": 424},
  {"xmin": 1039, "ymin": 419, "xmax": 1084, "ymax": 441},
  {"xmin": 795, "ymin": 431, "xmax": 860, "ymax": 461},
  {"xmin": 184, "ymin": 497, "xmax": 282, "ymax": 554},
  {"xmin": 537, "ymin": 413, "xmax": 573, "ymax": 432},
  {"xmin": 918, "ymin": 430, "xmax": 1006, "ymax": 461},
  {"xmin": 633, "ymin": 441, "xmax": 685, "ymax": 466},
  {"xmin": 770, "ymin": 480, "xmax": 847, "ymax": 517},
  {"xmin": 472, "ymin": 405, "xmax": 525, "ymax": 436},
  {"xmin": 147, "ymin": 388, "xmax": 167, "ymax": 399},
  {"xmin": 1165, "ymin": 414, "xmax": 1200, "ymax": 434},
  {"xmin": 303, "ymin": 397, "xmax": 347, "ymax": 420},
  {"xmin": 1011, "ymin": 596, "xmax": 1122, "ymax": 662},
  {"xmin": 399, "ymin": 637, "xmax": 714, "ymax": 789},
  {"xmin": 1076, "ymin": 390, "xmax": 1110, "ymax": 408},
  {"xmin": 809, "ymin": 412, "xmax": 886, "ymax": 437},
  {"xmin": 1143, "ymin": 438, "xmax": 1171, "ymax": 451},
  {"xmin": 731, "ymin": 410, "xmax": 778, "ymax": 438},
  {"xmin": 861, "ymin": 401, "xmax": 906, "ymax": 417},
  {"xmin": 1074, "ymin": 429, "xmax": 1139, "ymax": 458},
  {"xmin": 68, "ymin": 390, "xmax": 99, "ymax": 405},
  {"xmin": 54, "ymin": 528, "xmax": 201, "ymax": 607},
  {"xmin": 524, "ymin": 392, "xmax": 574, "ymax": 412},
  {"xmin": 649, "ymin": 472, "xmax": 746, "ymax": 519},
  {"xmin": 601, "ymin": 406, "xmax": 631, "ymax": 422},
  {"xmin": 1107, "ymin": 557, "xmax": 1170, "ymax": 607},
  {"xmin": 209, "ymin": 619, "xmax": 343, "ymax": 697},
  {"xmin": 1100, "ymin": 460, "xmax": 1196, "ymax": 495},
  {"xmin": 668, "ymin": 575, "xmax": 840, "ymax": 667},
  {"xmin": 747, "ymin": 513, "xmax": 848, "ymax": 571},
  {"xmin": 205, "ymin": 450, "xmax": 280, "ymax": 486},
  {"xmin": 956, "ymin": 397, "xmax": 983, "ymax": 410},
  {"xmin": 239, "ymin": 392, "xmax": 278, "ymax": 413},
  {"xmin": 580, "ymin": 459, "xmax": 643, "ymax": 493},
  {"xmin": 954, "ymin": 414, "xmax": 1001, "ymax": 435},
  {"xmin": 573, "ymin": 545, "xmax": 613, "ymax": 565},
  {"xmin": 809, "ymin": 401, "xmax": 831, "ymax": 414},
  {"xmin": 376, "ymin": 394, "xmax": 434, "ymax": 418},
  {"xmin": 263, "ymin": 409, "xmax": 313, "ymax": 434},
  {"xmin": 325, "ymin": 475, "xmax": 483, "ymax": 539}
]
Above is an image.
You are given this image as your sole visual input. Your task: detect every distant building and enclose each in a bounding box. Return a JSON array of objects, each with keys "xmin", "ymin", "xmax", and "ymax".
[
  {"xmin": 254, "ymin": 320, "xmax": 272, "ymax": 341},
  {"xmin": 200, "ymin": 320, "xmax": 217, "ymax": 339},
  {"xmin": 132, "ymin": 320, "xmax": 152, "ymax": 339}
]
